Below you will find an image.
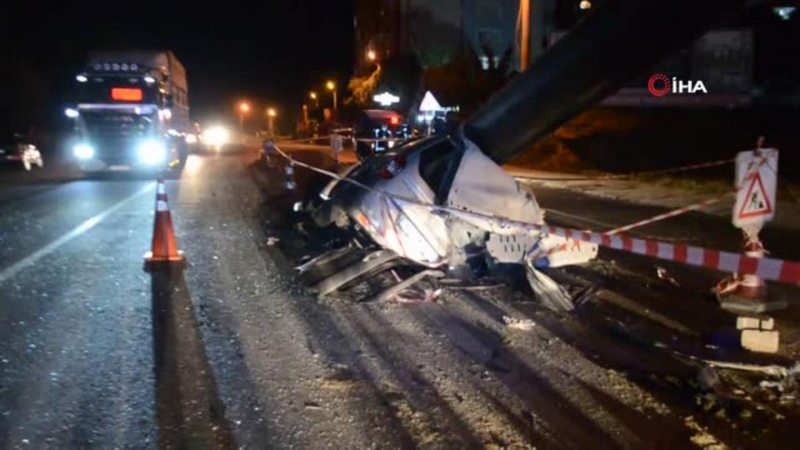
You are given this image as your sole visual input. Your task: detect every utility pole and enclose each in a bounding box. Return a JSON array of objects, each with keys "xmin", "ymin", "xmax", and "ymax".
[{"xmin": 519, "ymin": 0, "xmax": 531, "ymax": 71}]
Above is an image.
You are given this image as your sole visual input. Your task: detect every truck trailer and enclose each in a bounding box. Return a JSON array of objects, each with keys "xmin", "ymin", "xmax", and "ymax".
[{"xmin": 66, "ymin": 50, "xmax": 190, "ymax": 173}]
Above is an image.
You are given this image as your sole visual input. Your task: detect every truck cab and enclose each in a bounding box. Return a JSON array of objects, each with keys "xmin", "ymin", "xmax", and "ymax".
[{"xmin": 66, "ymin": 51, "xmax": 189, "ymax": 173}]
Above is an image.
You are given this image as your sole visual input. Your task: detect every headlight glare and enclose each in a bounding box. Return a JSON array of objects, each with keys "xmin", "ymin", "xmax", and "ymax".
[
  {"xmin": 137, "ymin": 140, "xmax": 167, "ymax": 165},
  {"xmin": 73, "ymin": 143, "xmax": 95, "ymax": 160}
]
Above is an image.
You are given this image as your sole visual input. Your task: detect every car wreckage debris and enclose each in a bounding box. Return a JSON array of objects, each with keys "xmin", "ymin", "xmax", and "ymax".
[{"xmin": 312, "ymin": 249, "xmax": 401, "ymax": 297}]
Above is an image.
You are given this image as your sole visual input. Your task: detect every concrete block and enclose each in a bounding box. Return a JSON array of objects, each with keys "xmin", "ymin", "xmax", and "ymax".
[
  {"xmin": 736, "ymin": 316, "xmax": 774, "ymax": 331},
  {"xmin": 740, "ymin": 329, "xmax": 779, "ymax": 354}
]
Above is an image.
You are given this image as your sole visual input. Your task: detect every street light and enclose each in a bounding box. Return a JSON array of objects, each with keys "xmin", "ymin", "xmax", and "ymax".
[
  {"xmin": 238, "ymin": 101, "xmax": 251, "ymax": 130},
  {"xmin": 266, "ymin": 107, "xmax": 277, "ymax": 135},
  {"xmin": 326, "ymin": 80, "xmax": 337, "ymax": 112},
  {"xmin": 367, "ymin": 49, "xmax": 377, "ymax": 62}
]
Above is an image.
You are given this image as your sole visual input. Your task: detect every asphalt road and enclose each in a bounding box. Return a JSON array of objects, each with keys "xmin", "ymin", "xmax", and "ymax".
[{"xmin": 1, "ymin": 148, "xmax": 798, "ymax": 449}]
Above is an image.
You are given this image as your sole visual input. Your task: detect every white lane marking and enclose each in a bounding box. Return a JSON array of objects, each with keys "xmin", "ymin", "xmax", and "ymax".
[{"xmin": 0, "ymin": 183, "xmax": 155, "ymax": 285}]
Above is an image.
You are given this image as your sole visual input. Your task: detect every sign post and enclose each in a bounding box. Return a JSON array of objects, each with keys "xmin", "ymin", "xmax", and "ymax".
[{"xmin": 718, "ymin": 140, "xmax": 785, "ymax": 312}]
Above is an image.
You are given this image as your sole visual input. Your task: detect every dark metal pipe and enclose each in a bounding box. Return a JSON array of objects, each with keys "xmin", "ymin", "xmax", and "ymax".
[{"xmin": 463, "ymin": 0, "xmax": 751, "ymax": 164}]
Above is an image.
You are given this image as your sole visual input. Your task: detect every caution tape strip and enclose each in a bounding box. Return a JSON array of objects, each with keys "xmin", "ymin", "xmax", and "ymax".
[
  {"xmin": 547, "ymin": 225, "xmax": 800, "ymax": 285},
  {"xmin": 270, "ymin": 144, "xmax": 800, "ymax": 285},
  {"xmin": 603, "ymin": 194, "xmax": 732, "ymax": 235}
]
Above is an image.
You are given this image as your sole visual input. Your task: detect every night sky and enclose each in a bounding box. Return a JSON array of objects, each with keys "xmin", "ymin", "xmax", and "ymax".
[{"xmin": 2, "ymin": 0, "xmax": 355, "ymax": 131}]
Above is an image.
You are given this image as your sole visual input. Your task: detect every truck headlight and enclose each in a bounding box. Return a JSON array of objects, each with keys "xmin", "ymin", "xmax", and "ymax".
[
  {"xmin": 73, "ymin": 143, "xmax": 95, "ymax": 160},
  {"xmin": 137, "ymin": 140, "xmax": 167, "ymax": 165}
]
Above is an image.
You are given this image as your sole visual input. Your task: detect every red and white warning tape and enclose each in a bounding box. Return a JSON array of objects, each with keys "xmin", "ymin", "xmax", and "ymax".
[
  {"xmin": 603, "ymin": 193, "xmax": 732, "ymax": 235},
  {"xmin": 546, "ymin": 225, "xmax": 800, "ymax": 285}
]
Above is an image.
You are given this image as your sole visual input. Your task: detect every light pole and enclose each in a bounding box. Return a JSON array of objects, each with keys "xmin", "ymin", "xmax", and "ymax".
[
  {"xmin": 238, "ymin": 101, "xmax": 250, "ymax": 130},
  {"xmin": 309, "ymin": 91, "xmax": 319, "ymax": 109},
  {"xmin": 266, "ymin": 107, "xmax": 277, "ymax": 136},
  {"xmin": 326, "ymin": 80, "xmax": 337, "ymax": 112}
]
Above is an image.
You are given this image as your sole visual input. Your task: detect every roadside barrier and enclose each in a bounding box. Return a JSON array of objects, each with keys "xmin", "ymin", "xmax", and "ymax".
[
  {"xmin": 144, "ymin": 179, "xmax": 185, "ymax": 269},
  {"xmin": 270, "ymin": 144, "xmax": 800, "ymax": 286}
]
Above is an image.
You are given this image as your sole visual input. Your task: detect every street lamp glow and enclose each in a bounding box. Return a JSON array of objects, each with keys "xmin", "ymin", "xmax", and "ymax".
[
  {"xmin": 309, "ymin": 91, "xmax": 318, "ymax": 100},
  {"xmin": 579, "ymin": 0, "xmax": 592, "ymax": 10},
  {"xmin": 367, "ymin": 49, "xmax": 377, "ymax": 61},
  {"xmin": 326, "ymin": 80, "xmax": 335, "ymax": 91},
  {"xmin": 267, "ymin": 108, "xmax": 277, "ymax": 118},
  {"xmin": 239, "ymin": 102, "xmax": 251, "ymax": 113}
]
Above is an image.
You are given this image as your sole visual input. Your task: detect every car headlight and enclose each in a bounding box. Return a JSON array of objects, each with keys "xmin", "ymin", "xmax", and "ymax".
[
  {"xmin": 73, "ymin": 143, "xmax": 95, "ymax": 160},
  {"xmin": 202, "ymin": 125, "xmax": 229, "ymax": 148},
  {"xmin": 137, "ymin": 140, "xmax": 167, "ymax": 165}
]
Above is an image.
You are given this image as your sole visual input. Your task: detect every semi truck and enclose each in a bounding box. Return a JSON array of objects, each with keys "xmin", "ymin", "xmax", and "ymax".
[{"xmin": 66, "ymin": 50, "xmax": 190, "ymax": 173}]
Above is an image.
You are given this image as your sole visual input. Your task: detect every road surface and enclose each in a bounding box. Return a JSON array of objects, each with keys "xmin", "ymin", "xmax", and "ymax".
[{"xmin": 0, "ymin": 146, "xmax": 798, "ymax": 449}]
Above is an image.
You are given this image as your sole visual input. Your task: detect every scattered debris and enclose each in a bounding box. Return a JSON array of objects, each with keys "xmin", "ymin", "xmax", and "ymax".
[
  {"xmin": 684, "ymin": 416, "xmax": 728, "ymax": 450},
  {"xmin": 702, "ymin": 360, "xmax": 790, "ymax": 378},
  {"xmin": 656, "ymin": 266, "xmax": 680, "ymax": 286},
  {"xmin": 698, "ymin": 367, "xmax": 722, "ymax": 391},
  {"xmin": 503, "ymin": 316, "xmax": 536, "ymax": 331},
  {"xmin": 525, "ymin": 267, "xmax": 574, "ymax": 312},
  {"xmin": 394, "ymin": 287, "xmax": 442, "ymax": 304},
  {"xmin": 303, "ymin": 401, "xmax": 323, "ymax": 410},
  {"xmin": 572, "ymin": 283, "xmax": 600, "ymax": 309}
]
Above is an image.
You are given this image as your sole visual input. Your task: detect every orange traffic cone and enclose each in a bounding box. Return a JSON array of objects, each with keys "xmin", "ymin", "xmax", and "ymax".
[{"xmin": 144, "ymin": 180, "xmax": 185, "ymax": 269}]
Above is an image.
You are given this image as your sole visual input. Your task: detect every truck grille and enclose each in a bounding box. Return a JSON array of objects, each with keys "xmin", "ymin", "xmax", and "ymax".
[{"xmin": 79, "ymin": 111, "xmax": 153, "ymax": 163}]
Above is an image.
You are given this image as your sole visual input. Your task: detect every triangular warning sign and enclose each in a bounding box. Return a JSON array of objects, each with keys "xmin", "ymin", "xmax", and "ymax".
[
  {"xmin": 419, "ymin": 91, "xmax": 442, "ymax": 112},
  {"xmin": 738, "ymin": 172, "xmax": 773, "ymax": 219}
]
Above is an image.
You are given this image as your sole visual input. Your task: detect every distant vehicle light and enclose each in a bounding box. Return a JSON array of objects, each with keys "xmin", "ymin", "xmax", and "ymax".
[
  {"xmin": 137, "ymin": 140, "xmax": 167, "ymax": 165},
  {"xmin": 144, "ymin": 75, "xmax": 156, "ymax": 84},
  {"xmin": 64, "ymin": 108, "xmax": 79, "ymax": 119},
  {"xmin": 76, "ymin": 74, "xmax": 88, "ymax": 83},
  {"xmin": 111, "ymin": 87, "xmax": 143, "ymax": 102},
  {"xmin": 774, "ymin": 6, "xmax": 796, "ymax": 20},
  {"xmin": 73, "ymin": 143, "xmax": 95, "ymax": 160},
  {"xmin": 203, "ymin": 125, "xmax": 230, "ymax": 148}
]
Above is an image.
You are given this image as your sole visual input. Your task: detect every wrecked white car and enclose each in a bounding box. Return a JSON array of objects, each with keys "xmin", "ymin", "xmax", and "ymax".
[{"xmin": 309, "ymin": 135, "xmax": 597, "ymax": 311}]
